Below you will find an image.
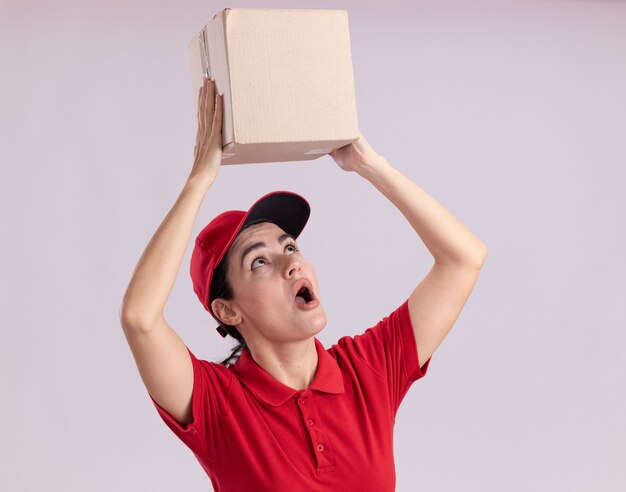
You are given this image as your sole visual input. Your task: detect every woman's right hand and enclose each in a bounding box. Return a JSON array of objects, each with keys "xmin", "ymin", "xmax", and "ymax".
[{"xmin": 190, "ymin": 77, "xmax": 224, "ymax": 182}]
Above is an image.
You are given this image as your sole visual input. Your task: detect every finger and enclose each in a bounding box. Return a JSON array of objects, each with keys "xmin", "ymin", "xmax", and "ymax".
[
  {"xmin": 208, "ymin": 91, "xmax": 218, "ymax": 140},
  {"xmin": 218, "ymin": 94, "xmax": 224, "ymax": 122},
  {"xmin": 211, "ymin": 93, "xmax": 223, "ymax": 137},
  {"xmin": 197, "ymin": 83, "xmax": 205, "ymax": 127},
  {"xmin": 201, "ymin": 79, "xmax": 210, "ymax": 132},
  {"xmin": 205, "ymin": 79, "xmax": 216, "ymax": 128},
  {"xmin": 207, "ymin": 78, "xmax": 216, "ymax": 119},
  {"xmin": 195, "ymin": 121, "xmax": 203, "ymax": 148},
  {"xmin": 198, "ymin": 80, "xmax": 207, "ymax": 129},
  {"xmin": 204, "ymin": 80, "xmax": 216, "ymax": 131}
]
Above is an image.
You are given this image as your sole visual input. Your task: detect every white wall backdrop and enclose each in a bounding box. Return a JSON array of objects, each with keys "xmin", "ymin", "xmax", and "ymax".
[{"xmin": 1, "ymin": 0, "xmax": 625, "ymax": 490}]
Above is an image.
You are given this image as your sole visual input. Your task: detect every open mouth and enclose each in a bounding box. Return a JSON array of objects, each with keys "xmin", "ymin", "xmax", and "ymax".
[{"xmin": 294, "ymin": 285, "xmax": 314, "ymax": 305}]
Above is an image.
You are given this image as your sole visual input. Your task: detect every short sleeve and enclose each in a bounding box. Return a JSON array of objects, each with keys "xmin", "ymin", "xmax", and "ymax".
[
  {"xmin": 148, "ymin": 346, "xmax": 233, "ymax": 461},
  {"xmin": 349, "ymin": 298, "xmax": 431, "ymax": 413}
]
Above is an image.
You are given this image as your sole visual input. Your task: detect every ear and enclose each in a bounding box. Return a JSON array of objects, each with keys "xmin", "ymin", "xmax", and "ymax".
[{"xmin": 211, "ymin": 298, "xmax": 242, "ymax": 326}]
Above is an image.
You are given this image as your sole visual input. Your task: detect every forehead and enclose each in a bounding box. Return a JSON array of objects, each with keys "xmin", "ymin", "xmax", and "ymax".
[{"xmin": 230, "ymin": 221, "xmax": 285, "ymax": 254}]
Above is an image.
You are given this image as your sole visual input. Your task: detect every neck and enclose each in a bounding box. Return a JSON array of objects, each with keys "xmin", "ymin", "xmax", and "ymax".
[{"xmin": 247, "ymin": 337, "xmax": 319, "ymax": 390}]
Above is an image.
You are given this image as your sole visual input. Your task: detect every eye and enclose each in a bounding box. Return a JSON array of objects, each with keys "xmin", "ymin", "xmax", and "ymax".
[
  {"xmin": 285, "ymin": 242, "xmax": 298, "ymax": 255},
  {"xmin": 250, "ymin": 241, "xmax": 299, "ymax": 270},
  {"xmin": 250, "ymin": 255, "xmax": 267, "ymax": 270}
]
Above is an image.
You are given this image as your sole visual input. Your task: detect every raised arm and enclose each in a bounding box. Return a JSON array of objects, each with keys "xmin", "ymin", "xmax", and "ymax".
[
  {"xmin": 119, "ymin": 78, "xmax": 223, "ymax": 426},
  {"xmin": 330, "ymin": 133, "xmax": 487, "ymax": 368}
]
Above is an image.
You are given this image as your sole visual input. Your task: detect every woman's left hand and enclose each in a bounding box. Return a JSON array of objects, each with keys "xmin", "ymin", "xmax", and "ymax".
[{"xmin": 329, "ymin": 131, "xmax": 387, "ymax": 173}]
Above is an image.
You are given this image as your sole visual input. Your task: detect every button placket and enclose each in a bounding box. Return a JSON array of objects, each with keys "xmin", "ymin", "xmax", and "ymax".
[
  {"xmin": 296, "ymin": 391, "xmax": 335, "ymax": 469},
  {"xmin": 298, "ymin": 389, "xmax": 310, "ymax": 407}
]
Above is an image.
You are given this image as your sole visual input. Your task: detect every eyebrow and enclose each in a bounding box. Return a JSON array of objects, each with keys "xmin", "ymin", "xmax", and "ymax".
[{"xmin": 239, "ymin": 233, "xmax": 295, "ymax": 268}]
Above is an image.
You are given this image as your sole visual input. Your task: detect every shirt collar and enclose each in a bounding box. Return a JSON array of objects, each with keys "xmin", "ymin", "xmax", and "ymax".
[{"xmin": 231, "ymin": 337, "xmax": 345, "ymax": 407}]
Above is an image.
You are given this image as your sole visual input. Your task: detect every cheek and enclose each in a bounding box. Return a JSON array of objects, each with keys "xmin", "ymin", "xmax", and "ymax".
[{"xmin": 239, "ymin": 281, "xmax": 282, "ymax": 309}]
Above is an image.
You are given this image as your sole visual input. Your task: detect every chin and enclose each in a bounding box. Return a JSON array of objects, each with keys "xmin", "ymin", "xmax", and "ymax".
[{"xmin": 309, "ymin": 309, "xmax": 328, "ymax": 335}]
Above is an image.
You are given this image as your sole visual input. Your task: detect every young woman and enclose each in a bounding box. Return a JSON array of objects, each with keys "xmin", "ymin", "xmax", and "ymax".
[{"xmin": 120, "ymin": 77, "xmax": 488, "ymax": 491}]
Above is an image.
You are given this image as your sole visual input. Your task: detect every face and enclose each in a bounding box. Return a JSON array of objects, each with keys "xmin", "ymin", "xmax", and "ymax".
[{"xmin": 212, "ymin": 222, "xmax": 328, "ymax": 345}]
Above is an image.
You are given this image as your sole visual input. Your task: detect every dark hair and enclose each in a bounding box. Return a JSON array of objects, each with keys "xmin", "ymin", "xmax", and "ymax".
[{"xmin": 209, "ymin": 235, "xmax": 248, "ymax": 367}]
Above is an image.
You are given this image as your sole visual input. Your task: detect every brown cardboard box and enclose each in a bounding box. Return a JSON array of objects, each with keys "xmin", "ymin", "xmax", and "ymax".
[{"xmin": 188, "ymin": 8, "xmax": 360, "ymax": 165}]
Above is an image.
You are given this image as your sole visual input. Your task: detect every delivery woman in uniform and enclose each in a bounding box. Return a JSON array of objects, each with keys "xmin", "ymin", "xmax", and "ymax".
[{"xmin": 120, "ymin": 78, "xmax": 488, "ymax": 491}]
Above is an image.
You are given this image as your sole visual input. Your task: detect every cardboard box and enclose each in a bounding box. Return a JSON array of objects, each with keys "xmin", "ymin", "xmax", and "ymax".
[{"xmin": 188, "ymin": 8, "xmax": 360, "ymax": 165}]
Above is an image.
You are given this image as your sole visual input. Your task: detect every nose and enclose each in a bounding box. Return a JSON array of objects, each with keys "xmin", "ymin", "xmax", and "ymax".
[{"xmin": 283, "ymin": 255, "xmax": 301, "ymax": 278}]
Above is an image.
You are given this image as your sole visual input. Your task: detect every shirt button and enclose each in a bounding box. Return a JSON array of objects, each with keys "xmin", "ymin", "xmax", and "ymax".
[
  {"xmin": 307, "ymin": 419, "xmax": 315, "ymax": 426},
  {"xmin": 299, "ymin": 397, "xmax": 308, "ymax": 405},
  {"xmin": 317, "ymin": 444, "xmax": 325, "ymax": 452}
]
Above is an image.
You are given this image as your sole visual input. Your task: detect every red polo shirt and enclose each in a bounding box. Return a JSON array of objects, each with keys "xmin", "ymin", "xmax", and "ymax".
[{"xmin": 149, "ymin": 298, "xmax": 431, "ymax": 491}]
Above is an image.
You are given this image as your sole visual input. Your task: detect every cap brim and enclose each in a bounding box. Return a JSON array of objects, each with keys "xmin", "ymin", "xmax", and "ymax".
[{"xmin": 242, "ymin": 191, "xmax": 310, "ymax": 239}]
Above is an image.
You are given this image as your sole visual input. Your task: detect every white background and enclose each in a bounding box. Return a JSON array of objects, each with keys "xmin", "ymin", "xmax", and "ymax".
[{"xmin": 1, "ymin": 0, "xmax": 625, "ymax": 490}]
